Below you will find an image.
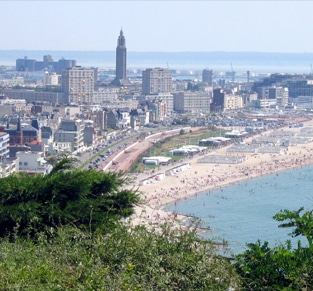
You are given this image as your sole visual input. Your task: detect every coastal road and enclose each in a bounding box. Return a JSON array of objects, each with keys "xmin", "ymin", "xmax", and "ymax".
[{"xmin": 102, "ymin": 127, "xmax": 195, "ymax": 173}]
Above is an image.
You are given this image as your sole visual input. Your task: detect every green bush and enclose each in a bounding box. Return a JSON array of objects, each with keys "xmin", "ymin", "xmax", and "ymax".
[
  {"xmin": 0, "ymin": 223, "xmax": 241, "ymax": 290},
  {"xmin": 0, "ymin": 158, "xmax": 140, "ymax": 237}
]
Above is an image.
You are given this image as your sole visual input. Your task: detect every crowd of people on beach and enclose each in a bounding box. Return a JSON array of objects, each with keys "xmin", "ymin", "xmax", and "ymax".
[
  {"xmin": 143, "ymin": 144, "xmax": 313, "ymax": 209},
  {"xmin": 129, "ymin": 122, "xmax": 313, "ymax": 228}
]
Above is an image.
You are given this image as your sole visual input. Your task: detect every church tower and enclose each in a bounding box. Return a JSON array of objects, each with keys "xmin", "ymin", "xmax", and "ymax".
[{"xmin": 111, "ymin": 29, "xmax": 130, "ymax": 86}]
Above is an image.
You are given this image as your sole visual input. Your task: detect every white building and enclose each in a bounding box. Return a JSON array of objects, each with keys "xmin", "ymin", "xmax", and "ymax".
[
  {"xmin": 0, "ymin": 132, "xmax": 17, "ymax": 178},
  {"xmin": 54, "ymin": 119, "xmax": 85, "ymax": 151},
  {"xmin": 43, "ymin": 72, "xmax": 60, "ymax": 86},
  {"xmin": 142, "ymin": 156, "xmax": 172, "ymax": 165},
  {"xmin": 223, "ymin": 94, "xmax": 244, "ymax": 110},
  {"xmin": 47, "ymin": 141, "xmax": 72, "ymax": 155},
  {"xmin": 16, "ymin": 151, "xmax": 52, "ymax": 175},
  {"xmin": 0, "ymin": 132, "xmax": 9, "ymax": 162},
  {"xmin": 0, "ymin": 98, "xmax": 27, "ymax": 112}
]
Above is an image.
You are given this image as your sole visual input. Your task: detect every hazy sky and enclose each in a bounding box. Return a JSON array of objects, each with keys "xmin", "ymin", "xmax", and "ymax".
[{"xmin": 1, "ymin": 1, "xmax": 312, "ymax": 53}]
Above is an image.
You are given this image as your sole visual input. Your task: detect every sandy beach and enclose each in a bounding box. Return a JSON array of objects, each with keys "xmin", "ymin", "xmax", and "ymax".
[{"xmin": 128, "ymin": 118, "xmax": 313, "ymax": 228}]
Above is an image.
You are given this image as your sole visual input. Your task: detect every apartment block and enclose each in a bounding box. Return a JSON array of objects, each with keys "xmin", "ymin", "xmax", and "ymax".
[
  {"xmin": 62, "ymin": 66, "xmax": 95, "ymax": 104},
  {"xmin": 142, "ymin": 68, "xmax": 173, "ymax": 95},
  {"xmin": 174, "ymin": 91, "xmax": 211, "ymax": 113}
]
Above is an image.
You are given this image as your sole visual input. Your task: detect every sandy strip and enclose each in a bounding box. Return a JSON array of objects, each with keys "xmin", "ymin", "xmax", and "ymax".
[{"xmin": 128, "ymin": 118, "xmax": 313, "ymax": 228}]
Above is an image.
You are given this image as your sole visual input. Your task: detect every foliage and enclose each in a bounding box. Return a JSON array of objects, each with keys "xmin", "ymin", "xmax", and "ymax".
[
  {"xmin": 0, "ymin": 158, "xmax": 140, "ymax": 237},
  {"xmin": 187, "ymin": 82, "xmax": 206, "ymax": 91},
  {"xmin": 0, "ymin": 223, "xmax": 241, "ymax": 290},
  {"xmin": 273, "ymin": 207, "xmax": 313, "ymax": 249},
  {"xmin": 235, "ymin": 207, "xmax": 313, "ymax": 290}
]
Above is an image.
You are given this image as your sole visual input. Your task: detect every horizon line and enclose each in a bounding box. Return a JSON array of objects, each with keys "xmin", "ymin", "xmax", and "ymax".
[{"xmin": 1, "ymin": 49, "xmax": 313, "ymax": 55}]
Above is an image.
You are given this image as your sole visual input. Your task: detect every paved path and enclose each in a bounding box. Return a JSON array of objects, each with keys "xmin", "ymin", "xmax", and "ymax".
[{"xmin": 102, "ymin": 127, "xmax": 196, "ymax": 173}]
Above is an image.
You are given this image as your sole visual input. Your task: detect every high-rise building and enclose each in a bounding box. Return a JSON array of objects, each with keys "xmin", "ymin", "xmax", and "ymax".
[
  {"xmin": 202, "ymin": 69, "xmax": 213, "ymax": 86},
  {"xmin": 142, "ymin": 68, "xmax": 173, "ymax": 95},
  {"xmin": 111, "ymin": 29, "xmax": 130, "ymax": 86},
  {"xmin": 62, "ymin": 66, "xmax": 95, "ymax": 104},
  {"xmin": 173, "ymin": 91, "xmax": 211, "ymax": 113}
]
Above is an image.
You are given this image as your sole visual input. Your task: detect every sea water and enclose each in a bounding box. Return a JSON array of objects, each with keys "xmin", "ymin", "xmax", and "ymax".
[
  {"xmin": 166, "ymin": 165, "xmax": 313, "ymax": 254},
  {"xmin": 1, "ymin": 50, "xmax": 313, "ymax": 73}
]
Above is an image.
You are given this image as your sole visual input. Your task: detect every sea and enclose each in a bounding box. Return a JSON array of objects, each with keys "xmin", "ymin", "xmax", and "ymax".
[
  {"xmin": 2, "ymin": 50, "xmax": 313, "ymax": 74},
  {"xmin": 166, "ymin": 165, "xmax": 313, "ymax": 255}
]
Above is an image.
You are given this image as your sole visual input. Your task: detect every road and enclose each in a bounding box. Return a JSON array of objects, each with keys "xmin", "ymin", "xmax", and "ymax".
[{"xmin": 101, "ymin": 127, "xmax": 194, "ymax": 173}]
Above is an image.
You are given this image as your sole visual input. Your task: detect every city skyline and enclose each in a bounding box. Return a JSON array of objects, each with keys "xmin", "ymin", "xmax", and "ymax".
[{"xmin": 1, "ymin": 1, "xmax": 313, "ymax": 53}]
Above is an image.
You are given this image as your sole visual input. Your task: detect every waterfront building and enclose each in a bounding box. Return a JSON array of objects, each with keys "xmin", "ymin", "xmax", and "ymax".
[
  {"xmin": 16, "ymin": 151, "xmax": 52, "ymax": 175},
  {"xmin": 53, "ymin": 119, "xmax": 85, "ymax": 151},
  {"xmin": 16, "ymin": 57, "xmax": 36, "ymax": 72},
  {"xmin": 62, "ymin": 66, "xmax": 95, "ymax": 104},
  {"xmin": 16, "ymin": 55, "xmax": 76, "ymax": 73},
  {"xmin": 142, "ymin": 68, "xmax": 173, "ymax": 95}
]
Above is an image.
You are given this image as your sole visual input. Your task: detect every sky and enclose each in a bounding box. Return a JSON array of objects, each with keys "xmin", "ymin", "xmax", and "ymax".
[{"xmin": 1, "ymin": 1, "xmax": 313, "ymax": 53}]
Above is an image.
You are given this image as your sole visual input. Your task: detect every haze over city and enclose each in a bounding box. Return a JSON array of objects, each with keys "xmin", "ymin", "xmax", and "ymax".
[{"xmin": 1, "ymin": 1, "xmax": 313, "ymax": 53}]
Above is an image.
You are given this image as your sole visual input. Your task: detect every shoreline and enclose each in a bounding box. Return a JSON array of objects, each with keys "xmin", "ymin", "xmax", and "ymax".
[
  {"xmin": 162, "ymin": 151, "xmax": 312, "ymax": 207},
  {"xmin": 129, "ymin": 118, "xmax": 313, "ymax": 228}
]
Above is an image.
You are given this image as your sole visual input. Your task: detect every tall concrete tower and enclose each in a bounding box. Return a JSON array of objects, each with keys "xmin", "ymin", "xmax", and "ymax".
[{"xmin": 111, "ymin": 29, "xmax": 130, "ymax": 86}]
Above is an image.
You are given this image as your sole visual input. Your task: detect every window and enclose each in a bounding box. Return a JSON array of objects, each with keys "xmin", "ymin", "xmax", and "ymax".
[{"xmin": 24, "ymin": 162, "xmax": 28, "ymax": 166}]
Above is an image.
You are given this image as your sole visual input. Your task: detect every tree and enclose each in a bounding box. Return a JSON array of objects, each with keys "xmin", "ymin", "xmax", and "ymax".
[
  {"xmin": 273, "ymin": 207, "xmax": 313, "ymax": 249},
  {"xmin": 235, "ymin": 207, "xmax": 313, "ymax": 290},
  {"xmin": 0, "ymin": 158, "xmax": 140, "ymax": 237}
]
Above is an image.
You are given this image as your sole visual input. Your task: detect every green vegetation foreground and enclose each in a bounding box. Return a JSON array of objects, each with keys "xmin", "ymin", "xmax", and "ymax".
[
  {"xmin": 0, "ymin": 224, "xmax": 239, "ymax": 290},
  {"xmin": 1, "ymin": 158, "xmax": 313, "ymax": 289},
  {"xmin": 0, "ymin": 159, "xmax": 240, "ymax": 290}
]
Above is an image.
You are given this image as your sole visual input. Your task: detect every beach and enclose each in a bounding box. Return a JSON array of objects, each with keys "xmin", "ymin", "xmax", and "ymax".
[{"xmin": 128, "ymin": 118, "xmax": 313, "ymax": 228}]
